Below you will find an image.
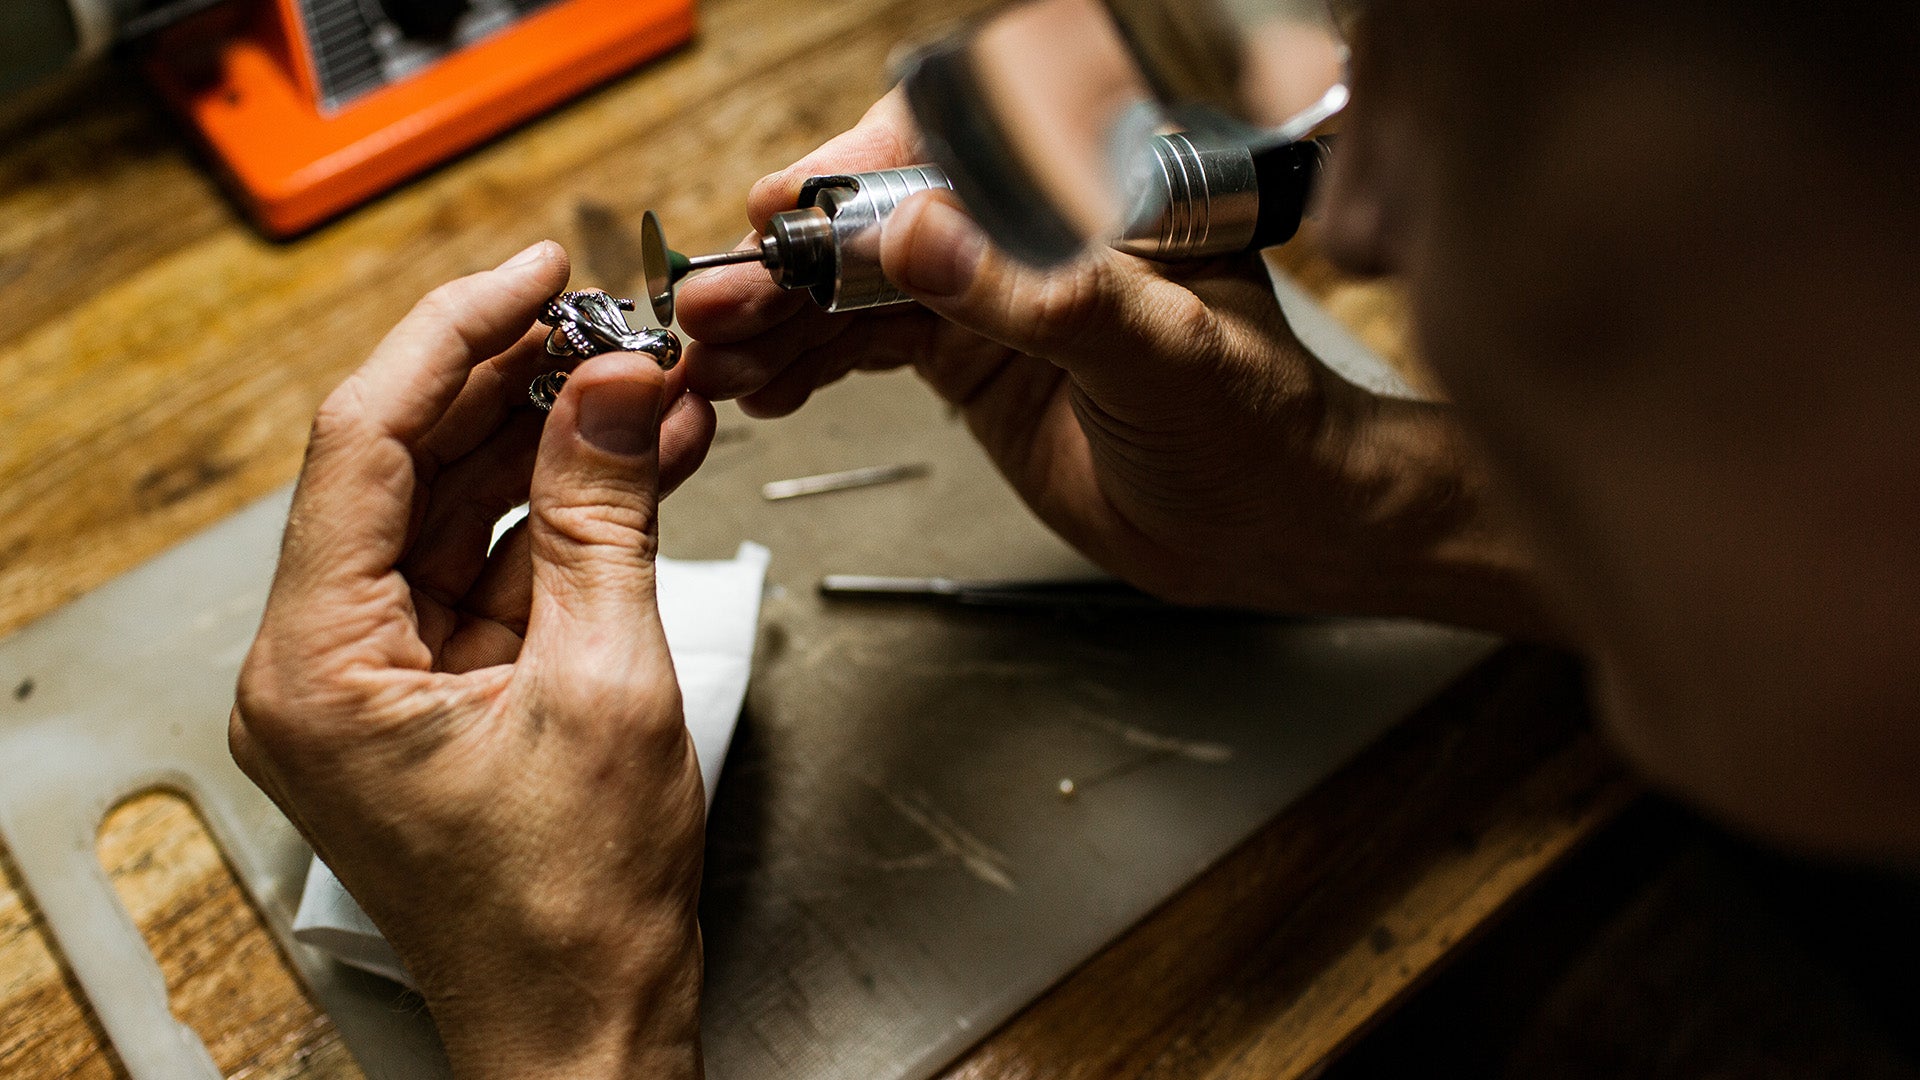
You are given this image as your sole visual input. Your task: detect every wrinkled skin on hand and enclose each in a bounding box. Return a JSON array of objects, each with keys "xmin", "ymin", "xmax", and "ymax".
[
  {"xmin": 679, "ymin": 92, "xmax": 1544, "ymax": 632},
  {"xmin": 231, "ymin": 243, "xmax": 716, "ymax": 1080}
]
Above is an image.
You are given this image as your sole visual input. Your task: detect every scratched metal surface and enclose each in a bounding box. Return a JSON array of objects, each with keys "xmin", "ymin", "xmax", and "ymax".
[
  {"xmin": 665, "ymin": 366, "xmax": 1496, "ymax": 1079},
  {"xmin": 0, "ymin": 315, "xmax": 1493, "ymax": 1079}
]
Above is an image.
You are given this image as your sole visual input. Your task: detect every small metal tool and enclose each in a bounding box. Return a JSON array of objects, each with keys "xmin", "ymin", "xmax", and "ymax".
[
  {"xmin": 527, "ymin": 290, "xmax": 681, "ymax": 411},
  {"xmin": 818, "ymin": 575, "xmax": 1168, "ymax": 612},
  {"xmin": 760, "ymin": 463, "xmax": 929, "ymax": 501}
]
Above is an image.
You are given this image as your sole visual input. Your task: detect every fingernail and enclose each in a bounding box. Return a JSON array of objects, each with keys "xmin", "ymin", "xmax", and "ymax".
[
  {"xmin": 898, "ymin": 197, "xmax": 985, "ymax": 298},
  {"xmin": 576, "ymin": 376, "xmax": 660, "ymax": 457},
  {"xmin": 497, "ymin": 241, "xmax": 551, "ymax": 271},
  {"xmin": 749, "ymin": 170, "xmax": 787, "ymax": 197}
]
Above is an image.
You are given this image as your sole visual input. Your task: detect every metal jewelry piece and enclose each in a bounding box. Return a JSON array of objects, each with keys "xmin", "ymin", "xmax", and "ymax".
[
  {"xmin": 527, "ymin": 291, "xmax": 682, "ymax": 411},
  {"xmin": 526, "ymin": 370, "xmax": 570, "ymax": 411}
]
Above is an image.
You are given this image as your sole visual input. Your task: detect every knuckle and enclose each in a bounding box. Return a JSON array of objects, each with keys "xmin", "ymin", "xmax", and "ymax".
[
  {"xmin": 531, "ymin": 500, "xmax": 660, "ymax": 592},
  {"xmin": 551, "ymin": 665, "xmax": 629, "ymax": 714},
  {"xmin": 548, "ymin": 659, "xmax": 681, "ymax": 733},
  {"xmin": 1019, "ymin": 263, "xmax": 1111, "ymax": 357},
  {"xmin": 309, "ymin": 379, "xmax": 371, "ymax": 447},
  {"xmin": 1148, "ymin": 286, "xmax": 1220, "ymax": 356},
  {"xmin": 233, "ymin": 650, "xmax": 283, "ymax": 731},
  {"xmin": 227, "ymin": 706, "xmax": 264, "ymax": 778},
  {"xmin": 533, "ymin": 496, "xmax": 659, "ymax": 559},
  {"xmin": 910, "ymin": 324, "xmax": 1003, "ymax": 403},
  {"xmin": 748, "ymin": 167, "xmax": 797, "ymax": 206},
  {"xmin": 865, "ymin": 89, "xmax": 916, "ymax": 152},
  {"xmin": 689, "ymin": 345, "xmax": 779, "ymax": 400},
  {"xmin": 233, "ymin": 639, "xmax": 385, "ymax": 754},
  {"xmin": 415, "ymin": 279, "xmax": 472, "ymax": 322},
  {"xmin": 858, "ymin": 115, "xmax": 915, "ymax": 170},
  {"xmin": 232, "ymin": 659, "xmax": 301, "ymax": 764},
  {"xmin": 409, "ymin": 281, "xmax": 490, "ymax": 355}
]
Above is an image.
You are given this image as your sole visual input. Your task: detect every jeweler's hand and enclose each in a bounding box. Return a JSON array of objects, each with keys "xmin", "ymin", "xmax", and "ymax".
[
  {"xmin": 230, "ymin": 243, "xmax": 716, "ymax": 1080},
  {"xmin": 678, "ymin": 92, "xmax": 1550, "ymax": 631}
]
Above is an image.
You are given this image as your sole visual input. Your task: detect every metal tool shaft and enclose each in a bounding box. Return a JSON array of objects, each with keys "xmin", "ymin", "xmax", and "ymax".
[
  {"xmin": 760, "ymin": 462, "xmax": 929, "ymax": 501},
  {"xmin": 684, "ymin": 248, "xmax": 766, "ymax": 272}
]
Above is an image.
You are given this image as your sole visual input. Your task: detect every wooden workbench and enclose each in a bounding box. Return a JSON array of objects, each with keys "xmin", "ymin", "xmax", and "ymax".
[{"xmin": 0, "ymin": 0, "xmax": 1637, "ymax": 1074}]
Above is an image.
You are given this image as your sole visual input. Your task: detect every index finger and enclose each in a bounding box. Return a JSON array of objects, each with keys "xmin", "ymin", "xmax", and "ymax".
[
  {"xmin": 349, "ymin": 242, "xmax": 571, "ymax": 445},
  {"xmin": 279, "ymin": 243, "xmax": 571, "ymax": 592},
  {"xmin": 744, "ymin": 89, "xmax": 921, "ymax": 229},
  {"xmin": 677, "ymin": 91, "xmax": 921, "ymax": 346}
]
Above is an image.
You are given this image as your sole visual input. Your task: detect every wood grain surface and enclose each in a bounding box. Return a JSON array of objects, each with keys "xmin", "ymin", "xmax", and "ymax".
[{"xmin": 0, "ymin": 0, "xmax": 1631, "ymax": 1075}]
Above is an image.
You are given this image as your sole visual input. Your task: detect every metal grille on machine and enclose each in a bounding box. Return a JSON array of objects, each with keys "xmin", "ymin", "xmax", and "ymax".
[{"xmin": 297, "ymin": 0, "xmax": 565, "ymax": 112}]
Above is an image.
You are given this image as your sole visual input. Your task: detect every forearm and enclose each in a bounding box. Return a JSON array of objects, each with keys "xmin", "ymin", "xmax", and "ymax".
[
  {"xmin": 1292, "ymin": 389, "xmax": 1566, "ymax": 639},
  {"xmin": 1112, "ymin": 379, "xmax": 1565, "ymax": 637}
]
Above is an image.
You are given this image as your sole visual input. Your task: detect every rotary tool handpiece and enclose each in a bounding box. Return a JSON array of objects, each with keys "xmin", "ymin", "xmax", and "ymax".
[{"xmin": 657, "ymin": 134, "xmax": 1330, "ymax": 317}]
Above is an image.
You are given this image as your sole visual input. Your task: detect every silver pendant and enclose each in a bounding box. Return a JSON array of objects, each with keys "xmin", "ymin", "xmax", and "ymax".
[{"xmin": 528, "ymin": 291, "xmax": 682, "ymax": 411}]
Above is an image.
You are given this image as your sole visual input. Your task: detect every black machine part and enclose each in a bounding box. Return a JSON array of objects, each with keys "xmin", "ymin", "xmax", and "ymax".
[{"xmin": 376, "ymin": 0, "xmax": 469, "ymax": 42}]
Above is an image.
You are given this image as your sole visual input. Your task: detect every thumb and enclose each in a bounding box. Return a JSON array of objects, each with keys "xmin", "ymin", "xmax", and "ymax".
[
  {"xmin": 879, "ymin": 190, "xmax": 1208, "ymax": 394},
  {"xmin": 521, "ymin": 352, "xmax": 674, "ymax": 683}
]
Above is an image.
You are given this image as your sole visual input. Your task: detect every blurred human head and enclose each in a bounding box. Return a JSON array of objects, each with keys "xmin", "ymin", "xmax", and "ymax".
[{"xmin": 1317, "ymin": 0, "xmax": 1920, "ymax": 861}]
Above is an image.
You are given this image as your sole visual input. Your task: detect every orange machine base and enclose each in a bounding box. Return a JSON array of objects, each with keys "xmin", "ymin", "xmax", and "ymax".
[{"xmin": 145, "ymin": 0, "xmax": 696, "ymax": 238}]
